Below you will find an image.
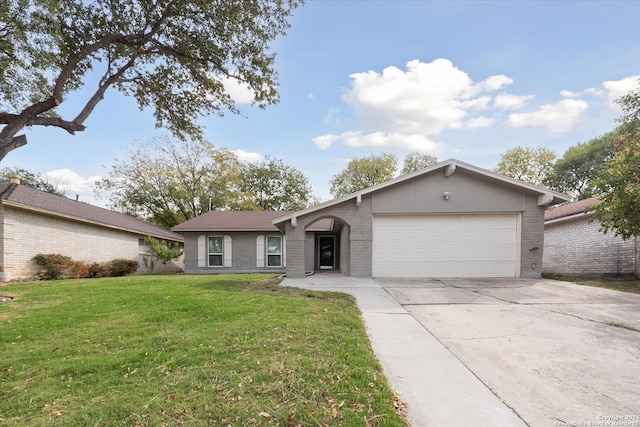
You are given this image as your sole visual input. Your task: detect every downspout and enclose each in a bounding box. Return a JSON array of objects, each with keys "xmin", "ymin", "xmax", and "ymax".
[{"xmin": 636, "ymin": 235, "xmax": 640, "ymax": 279}]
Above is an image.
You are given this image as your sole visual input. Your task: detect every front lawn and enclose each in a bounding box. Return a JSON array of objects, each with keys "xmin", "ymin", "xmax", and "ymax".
[{"xmin": 0, "ymin": 274, "xmax": 407, "ymax": 426}]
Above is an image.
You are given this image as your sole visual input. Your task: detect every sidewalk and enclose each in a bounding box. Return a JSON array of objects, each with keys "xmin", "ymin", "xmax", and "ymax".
[{"xmin": 282, "ymin": 275, "xmax": 526, "ymax": 427}]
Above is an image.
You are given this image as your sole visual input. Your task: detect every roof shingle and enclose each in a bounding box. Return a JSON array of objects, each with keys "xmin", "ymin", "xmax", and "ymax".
[
  {"xmin": 544, "ymin": 196, "xmax": 599, "ymax": 221},
  {"xmin": 172, "ymin": 210, "xmax": 293, "ymax": 231}
]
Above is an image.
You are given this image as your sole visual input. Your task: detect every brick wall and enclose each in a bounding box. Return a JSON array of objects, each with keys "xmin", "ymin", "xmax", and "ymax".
[
  {"xmin": 521, "ymin": 196, "xmax": 545, "ymax": 279},
  {"xmin": 284, "ymin": 195, "xmax": 373, "ymax": 278},
  {"xmin": 543, "ymin": 215, "xmax": 636, "ymax": 275},
  {"xmin": 1, "ymin": 206, "xmax": 183, "ymax": 280},
  {"xmin": 181, "ymin": 231, "xmax": 286, "ymax": 275}
]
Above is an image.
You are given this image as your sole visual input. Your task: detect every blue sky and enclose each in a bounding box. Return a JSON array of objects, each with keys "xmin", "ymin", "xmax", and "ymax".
[{"xmin": 3, "ymin": 0, "xmax": 640, "ymax": 205}]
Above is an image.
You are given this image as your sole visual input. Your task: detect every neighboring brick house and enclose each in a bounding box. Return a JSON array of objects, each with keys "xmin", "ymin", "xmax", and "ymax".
[
  {"xmin": 543, "ymin": 197, "xmax": 639, "ymax": 277},
  {"xmin": 0, "ymin": 177, "xmax": 184, "ymax": 281}
]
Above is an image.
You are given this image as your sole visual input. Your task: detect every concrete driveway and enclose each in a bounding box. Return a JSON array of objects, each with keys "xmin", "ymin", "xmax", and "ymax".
[{"xmin": 283, "ymin": 275, "xmax": 640, "ymax": 427}]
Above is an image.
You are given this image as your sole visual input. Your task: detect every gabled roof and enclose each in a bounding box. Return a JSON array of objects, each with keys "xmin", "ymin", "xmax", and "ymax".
[
  {"xmin": 172, "ymin": 210, "xmax": 293, "ymax": 232},
  {"xmin": 544, "ymin": 196, "xmax": 599, "ymax": 222},
  {"xmin": 0, "ymin": 183, "xmax": 183, "ymax": 242},
  {"xmin": 273, "ymin": 158, "xmax": 571, "ymax": 226}
]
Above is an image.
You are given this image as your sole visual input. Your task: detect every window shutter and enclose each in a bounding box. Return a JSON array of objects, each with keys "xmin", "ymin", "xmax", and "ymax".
[
  {"xmin": 223, "ymin": 235, "xmax": 232, "ymax": 268},
  {"xmin": 282, "ymin": 235, "xmax": 286, "ymax": 268},
  {"xmin": 256, "ymin": 235, "xmax": 265, "ymax": 267},
  {"xmin": 197, "ymin": 235, "xmax": 206, "ymax": 267}
]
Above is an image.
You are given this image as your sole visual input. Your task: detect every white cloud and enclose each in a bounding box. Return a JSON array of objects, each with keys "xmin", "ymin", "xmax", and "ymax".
[
  {"xmin": 217, "ymin": 75, "xmax": 255, "ymax": 104},
  {"xmin": 493, "ymin": 93, "xmax": 534, "ymax": 110},
  {"xmin": 312, "ymin": 134, "xmax": 340, "ymax": 150},
  {"xmin": 479, "ymin": 75, "xmax": 513, "ymax": 92},
  {"xmin": 322, "ymin": 107, "xmax": 342, "ymax": 126},
  {"xmin": 344, "ymin": 58, "xmax": 485, "ymax": 136},
  {"xmin": 42, "ymin": 169, "xmax": 101, "ymax": 194},
  {"xmin": 313, "ymin": 58, "xmax": 627, "ymax": 152},
  {"xmin": 465, "ymin": 116, "xmax": 495, "ymax": 128},
  {"xmin": 602, "ymin": 75, "xmax": 640, "ymax": 107},
  {"xmin": 506, "ymin": 99, "xmax": 589, "ymax": 133},
  {"xmin": 316, "ymin": 58, "xmax": 527, "ymax": 152},
  {"xmin": 560, "ymin": 89, "xmax": 580, "ymax": 98},
  {"xmin": 318, "ymin": 131, "xmax": 444, "ymax": 153},
  {"xmin": 232, "ymin": 149, "xmax": 263, "ymax": 163}
]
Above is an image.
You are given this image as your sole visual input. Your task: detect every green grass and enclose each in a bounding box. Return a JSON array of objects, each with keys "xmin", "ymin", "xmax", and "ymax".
[
  {"xmin": 0, "ymin": 274, "xmax": 407, "ymax": 426},
  {"xmin": 544, "ymin": 274, "xmax": 640, "ymax": 294}
]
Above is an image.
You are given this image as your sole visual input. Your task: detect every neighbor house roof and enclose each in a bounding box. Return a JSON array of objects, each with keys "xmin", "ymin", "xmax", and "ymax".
[
  {"xmin": 544, "ymin": 196, "xmax": 599, "ymax": 223},
  {"xmin": 0, "ymin": 183, "xmax": 183, "ymax": 242},
  {"xmin": 273, "ymin": 158, "xmax": 571, "ymax": 226},
  {"xmin": 172, "ymin": 210, "xmax": 294, "ymax": 232}
]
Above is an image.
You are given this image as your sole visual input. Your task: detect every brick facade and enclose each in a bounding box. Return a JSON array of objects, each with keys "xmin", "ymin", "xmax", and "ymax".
[
  {"xmin": 521, "ymin": 196, "xmax": 546, "ymax": 279},
  {"xmin": 285, "ymin": 195, "xmax": 373, "ymax": 278},
  {"xmin": 543, "ymin": 214, "xmax": 636, "ymax": 276},
  {"xmin": 181, "ymin": 231, "xmax": 286, "ymax": 275},
  {"xmin": 0, "ymin": 205, "xmax": 183, "ymax": 280}
]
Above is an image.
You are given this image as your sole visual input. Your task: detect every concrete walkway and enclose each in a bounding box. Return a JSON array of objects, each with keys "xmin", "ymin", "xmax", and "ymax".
[{"xmin": 282, "ymin": 275, "xmax": 526, "ymax": 427}]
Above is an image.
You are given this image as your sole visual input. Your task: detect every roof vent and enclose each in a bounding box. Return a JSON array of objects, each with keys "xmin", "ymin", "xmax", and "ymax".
[{"xmin": 9, "ymin": 173, "xmax": 20, "ymax": 185}]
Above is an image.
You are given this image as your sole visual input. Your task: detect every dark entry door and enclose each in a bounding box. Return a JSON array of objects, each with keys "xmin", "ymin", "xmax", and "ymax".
[{"xmin": 318, "ymin": 236, "xmax": 335, "ymax": 270}]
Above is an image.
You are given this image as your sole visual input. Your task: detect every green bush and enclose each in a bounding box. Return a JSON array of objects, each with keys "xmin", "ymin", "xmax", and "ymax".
[{"xmin": 108, "ymin": 259, "xmax": 139, "ymax": 276}]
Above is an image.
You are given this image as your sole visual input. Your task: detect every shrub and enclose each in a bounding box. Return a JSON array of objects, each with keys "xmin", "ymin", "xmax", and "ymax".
[
  {"xmin": 34, "ymin": 254, "xmax": 139, "ymax": 280},
  {"xmin": 108, "ymin": 259, "xmax": 139, "ymax": 277},
  {"xmin": 34, "ymin": 253, "xmax": 72, "ymax": 280},
  {"xmin": 87, "ymin": 262, "xmax": 110, "ymax": 278},
  {"xmin": 68, "ymin": 260, "xmax": 92, "ymax": 278}
]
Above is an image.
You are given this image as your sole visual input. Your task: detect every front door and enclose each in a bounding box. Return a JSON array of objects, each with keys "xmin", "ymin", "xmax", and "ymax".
[{"xmin": 318, "ymin": 236, "xmax": 335, "ymax": 270}]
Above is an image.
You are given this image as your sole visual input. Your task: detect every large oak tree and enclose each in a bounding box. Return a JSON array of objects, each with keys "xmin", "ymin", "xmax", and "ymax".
[
  {"xmin": 0, "ymin": 0, "xmax": 302, "ymax": 160},
  {"xmin": 96, "ymin": 137, "xmax": 249, "ymax": 228}
]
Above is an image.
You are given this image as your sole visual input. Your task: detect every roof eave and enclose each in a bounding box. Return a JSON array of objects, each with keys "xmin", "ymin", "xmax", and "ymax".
[
  {"xmin": 272, "ymin": 158, "xmax": 571, "ymax": 225},
  {"xmin": 171, "ymin": 227, "xmax": 283, "ymax": 233}
]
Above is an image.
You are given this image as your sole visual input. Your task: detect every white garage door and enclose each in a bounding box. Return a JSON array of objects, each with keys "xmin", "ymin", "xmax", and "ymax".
[{"xmin": 372, "ymin": 214, "xmax": 519, "ymax": 278}]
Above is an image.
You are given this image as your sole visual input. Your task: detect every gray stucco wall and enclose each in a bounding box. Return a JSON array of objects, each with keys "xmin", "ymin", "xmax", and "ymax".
[
  {"xmin": 543, "ymin": 216, "xmax": 637, "ymax": 276},
  {"xmin": 181, "ymin": 231, "xmax": 286, "ymax": 274},
  {"xmin": 371, "ymin": 169, "xmax": 526, "ymax": 214}
]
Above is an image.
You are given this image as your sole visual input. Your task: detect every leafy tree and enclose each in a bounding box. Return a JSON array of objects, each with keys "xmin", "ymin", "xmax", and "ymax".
[
  {"xmin": 591, "ymin": 81, "xmax": 640, "ymax": 241},
  {"xmin": 329, "ymin": 154, "xmax": 397, "ymax": 198},
  {"xmin": 494, "ymin": 146, "xmax": 556, "ymax": 187},
  {"xmin": 0, "ymin": 0, "xmax": 303, "ymax": 161},
  {"xmin": 142, "ymin": 234, "xmax": 183, "ymax": 273},
  {"xmin": 0, "ymin": 166, "xmax": 64, "ymax": 195},
  {"xmin": 547, "ymin": 130, "xmax": 616, "ymax": 200},
  {"xmin": 400, "ymin": 153, "xmax": 438, "ymax": 175},
  {"xmin": 95, "ymin": 137, "xmax": 247, "ymax": 228},
  {"xmin": 242, "ymin": 157, "xmax": 314, "ymax": 211}
]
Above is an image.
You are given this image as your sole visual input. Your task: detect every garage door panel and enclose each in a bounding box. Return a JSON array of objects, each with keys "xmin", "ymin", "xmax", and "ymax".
[{"xmin": 372, "ymin": 214, "xmax": 518, "ymax": 278}]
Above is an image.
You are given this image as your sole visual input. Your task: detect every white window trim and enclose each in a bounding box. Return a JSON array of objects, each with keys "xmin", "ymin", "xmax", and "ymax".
[
  {"xmin": 266, "ymin": 235, "xmax": 283, "ymax": 268},
  {"xmin": 208, "ymin": 235, "xmax": 224, "ymax": 268}
]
